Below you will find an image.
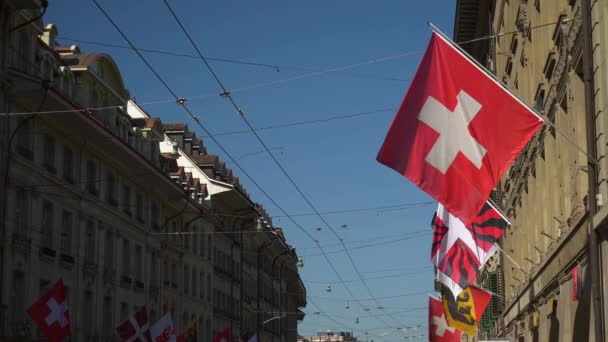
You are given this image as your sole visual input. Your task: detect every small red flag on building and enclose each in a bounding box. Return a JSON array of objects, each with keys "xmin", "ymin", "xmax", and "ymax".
[
  {"xmin": 429, "ymin": 296, "xmax": 462, "ymax": 342},
  {"xmin": 115, "ymin": 306, "xmax": 150, "ymax": 342},
  {"xmin": 213, "ymin": 327, "xmax": 231, "ymax": 342},
  {"xmin": 26, "ymin": 278, "xmax": 71, "ymax": 342},
  {"xmin": 572, "ymin": 264, "xmax": 582, "ymax": 301},
  {"xmin": 377, "ymin": 32, "xmax": 543, "ymax": 226}
]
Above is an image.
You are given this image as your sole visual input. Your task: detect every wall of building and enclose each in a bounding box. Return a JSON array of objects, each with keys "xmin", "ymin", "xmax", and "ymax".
[
  {"xmin": 0, "ymin": 3, "xmax": 306, "ymax": 341},
  {"xmin": 454, "ymin": 0, "xmax": 600, "ymax": 340}
]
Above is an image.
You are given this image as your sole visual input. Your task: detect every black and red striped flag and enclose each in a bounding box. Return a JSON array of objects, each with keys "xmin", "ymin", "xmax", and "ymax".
[{"xmin": 431, "ymin": 201, "xmax": 508, "ymax": 297}]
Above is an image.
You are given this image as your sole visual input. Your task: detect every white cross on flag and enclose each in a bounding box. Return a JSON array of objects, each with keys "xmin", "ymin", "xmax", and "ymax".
[
  {"xmin": 213, "ymin": 328, "xmax": 231, "ymax": 342},
  {"xmin": 116, "ymin": 306, "xmax": 151, "ymax": 341},
  {"xmin": 26, "ymin": 278, "xmax": 71, "ymax": 342},
  {"xmin": 429, "ymin": 296, "xmax": 461, "ymax": 342},
  {"xmin": 377, "ymin": 32, "xmax": 542, "ymax": 226}
]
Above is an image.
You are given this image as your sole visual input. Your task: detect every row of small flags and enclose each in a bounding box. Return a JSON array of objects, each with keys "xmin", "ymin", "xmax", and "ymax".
[
  {"xmin": 376, "ymin": 26, "xmax": 544, "ymax": 340},
  {"xmin": 25, "ymin": 277, "xmax": 256, "ymax": 342}
]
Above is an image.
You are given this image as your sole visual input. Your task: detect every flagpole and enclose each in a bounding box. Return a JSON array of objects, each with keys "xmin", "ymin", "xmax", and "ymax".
[
  {"xmin": 427, "ymin": 21, "xmax": 600, "ymax": 166},
  {"xmin": 493, "ymin": 243, "xmax": 525, "ymax": 273}
]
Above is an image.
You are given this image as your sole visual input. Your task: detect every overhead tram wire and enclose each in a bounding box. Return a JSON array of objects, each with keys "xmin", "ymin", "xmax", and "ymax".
[
  {"xmin": 55, "ymin": 36, "xmax": 413, "ymax": 83},
  {"xmin": 89, "ymin": 0, "xmax": 396, "ymax": 330},
  {"xmin": 159, "ymin": 0, "xmax": 415, "ymax": 331}
]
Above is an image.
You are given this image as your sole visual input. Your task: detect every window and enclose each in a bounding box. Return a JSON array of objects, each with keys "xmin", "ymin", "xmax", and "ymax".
[
  {"xmin": 103, "ymin": 296, "xmax": 112, "ymax": 336},
  {"xmin": 106, "ymin": 172, "xmax": 117, "ymax": 206},
  {"xmin": 199, "ymin": 229, "xmax": 204, "ymax": 257},
  {"xmin": 39, "ymin": 279, "xmax": 50, "ymax": 294},
  {"xmin": 544, "ymin": 52, "xmax": 557, "ymax": 80},
  {"xmin": 122, "ymin": 239, "xmax": 130, "ymax": 276},
  {"xmin": 62, "ymin": 147, "xmax": 74, "ymax": 183},
  {"xmin": 104, "ymin": 230, "xmax": 114, "ymax": 268},
  {"xmin": 86, "ymin": 160, "xmax": 98, "ymax": 195},
  {"xmin": 60, "ymin": 210, "xmax": 72, "ymax": 255},
  {"xmin": 151, "ymin": 203, "xmax": 160, "ymax": 230},
  {"xmin": 184, "ymin": 227, "xmax": 190, "ymax": 250},
  {"xmin": 191, "ymin": 267, "xmax": 196, "ymax": 297},
  {"xmin": 43, "ymin": 135, "xmax": 56, "ymax": 173},
  {"xmin": 505, "ymin": 58, "xmax": 513, "ymax": 77},
  {"xmin": 41, "ymin": 201, "xmax": 54, "ymax": 249},
  {"xmin": 172, "ymin": 263, "xmax": 177, "ymax": 288},
  {"xmin": 120, "ymin": 302, "xmax": 129, "ymax": 322},
  {"xmin": 85, "ymin": 220, "xmax": 96, "ymax": 262},
  {"xmin": 184, "ymin": 265, "xmax": 189, "ymax": 294},
  {"xmin": 170, "ymin": 221, "xmax": 177, "ymax": 242},
  {"xmin": 206, "ymin": 274, "xmax": 211, "ymax": 303},
  {"xmin": 192, "ymin": 225, "xmax": 198, "ymax": 255},
  {"xmin": 136, "ymin": 193, "xmax": 144, "ymax": 223},
  {"xmin": 535, "ymin": 85, "xmax": 546, "ymax": 112},
  {"xmin": 207, "ymin": 236, "xmax": 212, "ymax": 260},
  {"xmin": 15, "ymin": 32, "xmax": 30, "ymax": 71},
  {"xmin": 150, "ymin": 253, "xmax": 158, "ymax": 285},
  {"xmin": 135, "ymin": 245, "xmax": 143, "ymax": 281},
  {"xmin": 200, "ymin": 272, "xmax": 204, "ymax": 299},
  {"xmin": 164, "ymin": 260, "xmax": 169, "ymax": 285},
  {"xmin": 83, "ymin": 291, "xmax": 94, "ymax": 337},
  {"xmin": 15, "ymin": 119, "xmax": 33, "ymax": 159},
  {"xmin": 14, "ymin": 188, "xmax": 28, "ymax": 237},
  {"xmin": 9, "ymin": 271, "xmax": 25, "ymax": 335},
  {"xmin": 122, "ymin": 185, "xmax": 131, "ymax": 216},
  {"xmin": 150, "ymin": 310, "xmax": 156, "ymax": 325}
]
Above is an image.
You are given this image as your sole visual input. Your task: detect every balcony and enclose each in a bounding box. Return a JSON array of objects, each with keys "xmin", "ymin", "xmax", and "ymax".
[
  {"xmin": 39, "ymin": 246, "xmax": 56, "ymax": 262},
  {"xmin": 12, "ymin": 233, "xmax": 31, "ymax": 254},
  {"xmin": 59, "ymin": 253, "xmax": 75, "ymax": 268},
  {"xmin": 103, "ymin": 268, "xmax": 116, "ymax": 285},
  {"xmin": 107, "ymin": 197, "xmax": 118, "ymax": 208},
  {"xmin": 83, "ymin": 260, "xmax": 98, "ymax": 276},
  {"xmin": 150, "ymin": 285, "xmax": 160, "ymax": 299},
  {"xmin": 87, "ymin": 186, "xmax": 99, "ymax": 197},
  {"xmin": 43, "ymin": 163, "xmax": 57, "ymax": 175},
  {"xmin": 16, "ymin": 146, "xmax": 33, "ymax": 160},
  {"xmin": 63, "ymin": 174, "xmax": 75, "ymax": 185},
  {"xmin": 120, "ymin": 275, "xmax": 133, "ymax": 289},
  {"xmin": 135, "ymin": 280, "xmax": 145, "ymax": 291}
]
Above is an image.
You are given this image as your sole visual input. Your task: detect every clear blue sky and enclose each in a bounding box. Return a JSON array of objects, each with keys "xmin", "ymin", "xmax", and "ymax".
[{"xmin": 46, "ymin": 1, "xmax": 456, "ymax": 340}]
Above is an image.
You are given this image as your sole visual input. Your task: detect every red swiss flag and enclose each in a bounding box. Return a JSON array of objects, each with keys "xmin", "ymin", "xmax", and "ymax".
[
  {"xmin": 213, "ymin": 327, "xmax": 231, "ymax": 342},
  {"xmin": 26, "ymin": 278, "xmax": 70, "ymax": 342},
  {"xmin": 429, "ymin": 296, "xmax": 462, "ymax": 342},
  {"xmin": 377, "ymin": 32, "xmax": 542, "ymax": 225}
]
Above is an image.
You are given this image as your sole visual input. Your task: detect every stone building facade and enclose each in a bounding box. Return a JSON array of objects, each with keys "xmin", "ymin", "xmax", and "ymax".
[
  {"xmin": 0, "ymin": 1, "xmax": 306, "ymax": 341},
  {"xmin": 455, "ymin": 0, "xmax": 608, "ymax": 340}
]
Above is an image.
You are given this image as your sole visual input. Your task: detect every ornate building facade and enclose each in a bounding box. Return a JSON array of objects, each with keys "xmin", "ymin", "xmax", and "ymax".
[
  {"xmin": 455, "ymin": 0, "xmax": 608, "ymax": 340},
  {"xmin": 0, "ymin": 1, "xmax": 306, "ymax": 340}
]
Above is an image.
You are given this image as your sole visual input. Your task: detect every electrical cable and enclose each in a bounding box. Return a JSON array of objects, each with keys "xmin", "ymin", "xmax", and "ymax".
[
  {"xmin": 158, "ymin": 0, "xmax": 417, "ymax": 331},
  {"xmin": 90, "ymin": 0, "xmax": 396, "ymax": 331},
  {"xmin": 56, "ymin": 35, "xmax": 414, "ymax": 83}
]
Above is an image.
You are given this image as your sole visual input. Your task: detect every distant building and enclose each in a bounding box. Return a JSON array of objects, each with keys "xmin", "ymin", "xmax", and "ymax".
[{"xmin": 305, "ymin": 331, "xmax": 358, "ymax": 342}]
